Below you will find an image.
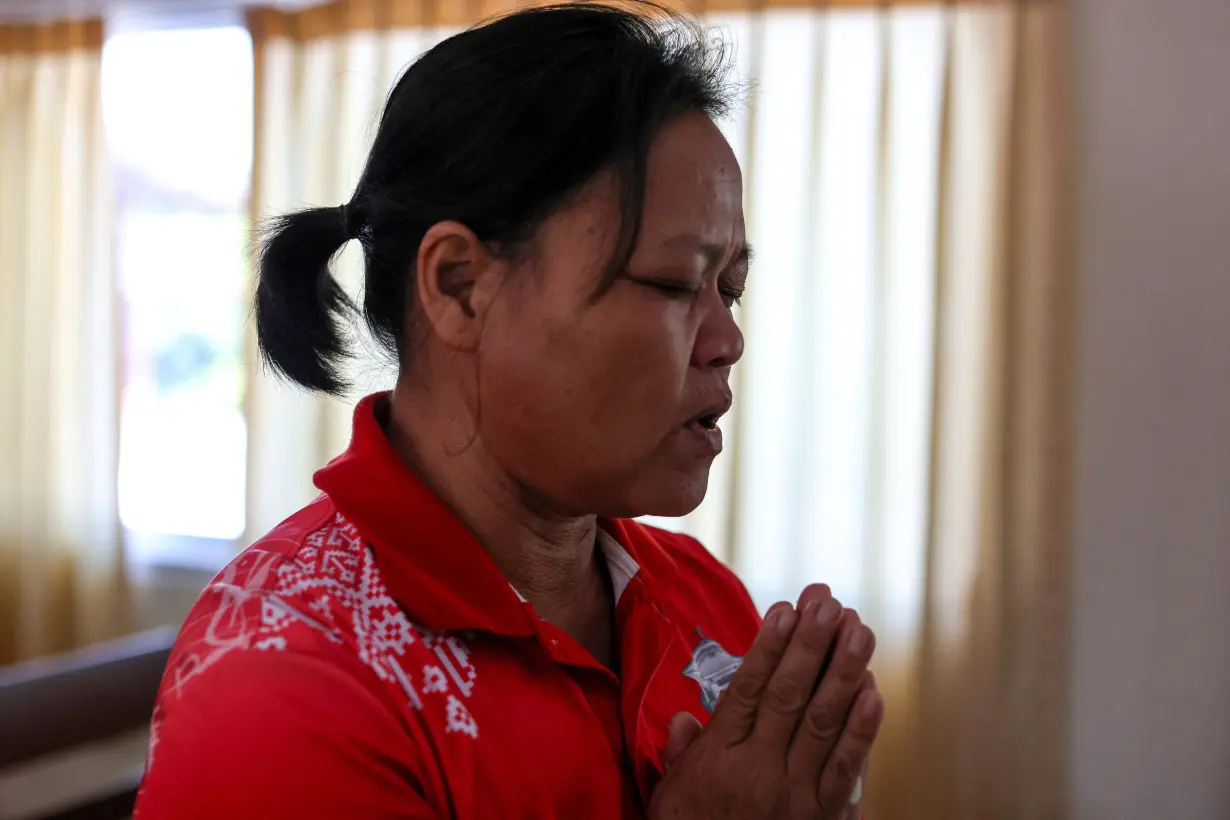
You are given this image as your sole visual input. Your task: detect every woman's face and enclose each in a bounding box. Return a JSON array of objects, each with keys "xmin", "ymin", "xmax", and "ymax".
[{"xmin": 477, "ymin": 112, "xmax": 747, "ymax": 518}]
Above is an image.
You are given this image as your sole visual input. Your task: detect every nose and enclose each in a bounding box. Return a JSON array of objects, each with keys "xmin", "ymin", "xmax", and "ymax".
[{"xmin": 692, "ymin": 301, "xmax": 744, "ymax": 370}]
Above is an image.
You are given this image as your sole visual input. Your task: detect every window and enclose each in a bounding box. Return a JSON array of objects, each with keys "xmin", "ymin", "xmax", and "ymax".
[{"xmin": 103, "ymin": 23, "xmax": 253, "ymax": 569}]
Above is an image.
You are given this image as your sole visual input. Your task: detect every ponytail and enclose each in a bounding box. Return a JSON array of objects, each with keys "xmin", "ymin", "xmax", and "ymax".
[{"xmin": 254, "ymin": 206, "xmax": 356, "ymax": 396}]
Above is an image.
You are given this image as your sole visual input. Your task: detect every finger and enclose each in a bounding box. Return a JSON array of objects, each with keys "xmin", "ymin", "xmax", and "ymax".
[
  {"xmin": 661, "ymin": 712, "xmax": 704, "ymax": 770},
  {"xmin": 796, "ymin": 582, "xmax": 833, "ymax": 613},
  {"xmin": 751, "ymin": 587, "xmax": 843, "ymax": 746},
  {"xmin": 790, "ymin": 611, "xmax": 876, "ymax": 776},
  {"xmin": 842, "ymin": 757, "xmax": 869, "ymax": 820},
  {"xmin": 840, "ymin": 746, "xmax": 872, "ymax": 820},
  {"xmin": 708, "ymin": 601, "xmax": 798, "ymax": 742},
  {"xmin": 815, "ymin": 678, "xmax": 884, "ymax": 818}
]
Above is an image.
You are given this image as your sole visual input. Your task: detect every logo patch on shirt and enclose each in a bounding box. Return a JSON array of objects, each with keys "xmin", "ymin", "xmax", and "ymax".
[{"xmin": 682, "ymin": 629, "xmax": 744, "ymax": 714}]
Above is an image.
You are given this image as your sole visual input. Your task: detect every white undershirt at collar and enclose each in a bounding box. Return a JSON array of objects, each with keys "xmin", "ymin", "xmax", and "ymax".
[{"xmin": 508, "ymin": 528, "xmax": 641, "ymax": 606}]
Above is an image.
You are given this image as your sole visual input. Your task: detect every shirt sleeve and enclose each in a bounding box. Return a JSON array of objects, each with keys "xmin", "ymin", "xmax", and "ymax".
[{"xmin": 135, "ymin": 646, "xmax": 440, "ymax": 819}]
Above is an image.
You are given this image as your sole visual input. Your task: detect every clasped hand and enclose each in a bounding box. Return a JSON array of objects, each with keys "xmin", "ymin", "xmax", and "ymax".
[{"xmin": 650, "ymin": 584, "xmax": 883, "ymax": 820}]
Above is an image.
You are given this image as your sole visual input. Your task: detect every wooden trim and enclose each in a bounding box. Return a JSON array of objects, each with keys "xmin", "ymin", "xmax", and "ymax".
[
  {"xmin": 246, "ymin": 0, "xmax": 1057, "ymax": 42},
  {"xmin": 0, "ymin": 19, "xmax": 103, "ymax": 55},
  {"xmin": 24, "ymin": 773, "xmax": 143, "ymax": 820},
  {"xmin": 0, "ymin": 627, "xmax": 174, "ymax": 768}
]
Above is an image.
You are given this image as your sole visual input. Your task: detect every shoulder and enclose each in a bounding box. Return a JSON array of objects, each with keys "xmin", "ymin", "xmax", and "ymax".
[
  {"xmin": 159, "ymin": 496, "xmax": 409, "ymax": 689},
  {"xmin": 138, "ymin": 640, "xmax": 437, "ymax": 816},
  {"xmin": 140, "ymin": 496, "xmax": 445, "ymax": 814},
  {"xmin": 163, "ymin": 495, "xmax": 424, "ymax": 686},
  {"xmin": 156, "ymin": 495, "xmax": 453, "ymax": 714}
]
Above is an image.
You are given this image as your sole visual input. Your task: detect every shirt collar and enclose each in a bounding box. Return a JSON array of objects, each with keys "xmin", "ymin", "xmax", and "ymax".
[{"xmin": 313, "ymin": 393, "xmax": 678, "ymax": 635}]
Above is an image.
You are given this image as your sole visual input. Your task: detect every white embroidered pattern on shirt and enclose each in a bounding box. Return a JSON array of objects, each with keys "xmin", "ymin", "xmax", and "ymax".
[{"xmin": 149, "ymin": 509, "xmax": 480, "ymax": 773}]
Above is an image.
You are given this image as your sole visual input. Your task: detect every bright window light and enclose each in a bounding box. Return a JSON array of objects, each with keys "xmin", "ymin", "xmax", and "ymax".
[{"xmin": 104, "ymin": 26, "xmax": 253, "ymax": 545}]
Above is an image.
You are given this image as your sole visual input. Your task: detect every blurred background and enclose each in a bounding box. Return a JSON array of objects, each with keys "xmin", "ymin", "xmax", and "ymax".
[{"xmin": 0, "ymin": 0, "xmax": 1227, "ymax": 818}]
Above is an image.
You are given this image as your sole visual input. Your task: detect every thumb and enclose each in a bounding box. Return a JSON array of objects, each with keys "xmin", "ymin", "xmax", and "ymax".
[{"xmin": 661, "ymin": 712, "xmax": 704, "ymax": 770}]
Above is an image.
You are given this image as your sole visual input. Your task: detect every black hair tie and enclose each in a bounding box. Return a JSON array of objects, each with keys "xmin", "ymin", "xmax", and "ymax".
[{"xmin": 339, "ymin": 202, "xmax": 363, "ymax": 239}]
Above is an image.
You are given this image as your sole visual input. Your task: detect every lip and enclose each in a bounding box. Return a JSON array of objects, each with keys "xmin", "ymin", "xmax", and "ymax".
[
  {"xmin": 681, "ymin": 392, "xmax": 732, "ymax": 457},
  {"xmin": 683, "ymin": 418, "xmax": 724, "ymax": 456},
  {"xmin": 688, "ymin": 393, "xmax": 734, "ymax": 427}
]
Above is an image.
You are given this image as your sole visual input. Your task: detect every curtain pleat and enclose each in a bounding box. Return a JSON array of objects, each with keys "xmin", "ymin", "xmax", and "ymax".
[
  {"xmin": 0, "ymin": 19, "xmax": 128, "ymax": 665},
  {"xmin": 868, "ymin": 3, "xmax": 1070, "ymax": 817}
]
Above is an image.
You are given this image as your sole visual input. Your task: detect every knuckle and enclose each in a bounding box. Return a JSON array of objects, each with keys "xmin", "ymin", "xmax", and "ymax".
[
  {"xmin": 846, "ymin": 659, "xmax": 872, "ymax": 682},
  {"xmin": 802, "ymin": 701, "xmax": 845, "ymax": 744},
  {"xmin": 849, "ymin": 703, "xmax": 884, "ymax": 742},
  {"xmin": 849, "ymin": 717, "xmax": 880, "ymax": 745},
  {"xmin": 858, "ymin": 625, "xmax": 877, "ymax": 657},
  {"xmin": 831, "ymin": 750, "xmax": 864, "ymax": 785},
  {"xmin": 727, "ymin": 674, "xmax": 765, "ymax": 706},
  {"xmin": 762, "ymin": 677, "xmax": 810, "ymax": 717},
  {"xmin": 829, "ymin": 658, "xmax": 865, "ymax": 689},
  {"xmin": 797, "ymin": 621, "xmax": 835, "ymax": 653}
]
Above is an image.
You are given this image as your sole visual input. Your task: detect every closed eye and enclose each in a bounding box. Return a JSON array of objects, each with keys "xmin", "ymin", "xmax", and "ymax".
[
  {"xmin": 636, "ymin": 278, "xmax": 744, "ymax": 308},
  {"xmin": 640, "ymin": 279, "xmax": 700, "ymax": 299}
]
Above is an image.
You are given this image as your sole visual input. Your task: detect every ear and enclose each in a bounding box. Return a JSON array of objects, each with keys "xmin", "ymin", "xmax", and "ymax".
[{"xmin": 415, "ymin": 221, "xmax": 507, "ymax": 352}]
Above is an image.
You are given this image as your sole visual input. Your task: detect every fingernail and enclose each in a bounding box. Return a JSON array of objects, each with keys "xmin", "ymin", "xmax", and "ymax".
[
  {"xmin": 860, "ymin": 692, "xmax": 883, "ymax": 720},
  {"xmin": 817, "ymin": 599, "xmax": 841, "ymax": 626},
  {"xmin": 764, "ymin": 602, "xmax": 789, "ymax": 625},
  {"xmin": 776, "ymin": 606, "xmax": 798, "ymax": 635},
  {"xmin": 848, "ymin": 627, "xmax": 869, "ymax": 655}
]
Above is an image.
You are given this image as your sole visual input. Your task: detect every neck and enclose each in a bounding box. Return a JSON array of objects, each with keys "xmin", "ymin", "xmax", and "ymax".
[{"xmin": 385, "ymin": 379, "xmax": 601, "ymax": 608}]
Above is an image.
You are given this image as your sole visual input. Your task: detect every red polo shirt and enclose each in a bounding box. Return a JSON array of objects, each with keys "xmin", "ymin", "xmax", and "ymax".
[{"xmin": 135, "ymin": 393, "xmax": 762, "ymax": 819}]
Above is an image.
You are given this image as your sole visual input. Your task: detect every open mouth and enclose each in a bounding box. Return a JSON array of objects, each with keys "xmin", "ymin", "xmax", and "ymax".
[
  {"xmin": 685, "ymin": 394, "xmax": 732, "ymax": 434},
  {"xmin": 684, "ymin": 408, "xmax": 726, "ymax": 453}
]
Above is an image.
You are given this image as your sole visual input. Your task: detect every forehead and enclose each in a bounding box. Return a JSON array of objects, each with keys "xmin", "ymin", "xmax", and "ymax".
[
  {"xmin": 638, "ymin": 112, "xmax": 745, "ymax": 242},
  {"xmin": 523, "ymin": 113, "xmax": 746, "ymax": 281}
]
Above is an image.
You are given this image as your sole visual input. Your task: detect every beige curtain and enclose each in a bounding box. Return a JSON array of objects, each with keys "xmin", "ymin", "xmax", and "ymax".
[
  {"xmin": 861, "ymin": 5, "xmax": 1072, "ymax": 819},
  {"xmin": 0, "ymin": 20, "xmax": 129, "ymax": 665},
  {"xmin": 246, "ymin": 2, "xmax": 1071, "ymax": 817}
]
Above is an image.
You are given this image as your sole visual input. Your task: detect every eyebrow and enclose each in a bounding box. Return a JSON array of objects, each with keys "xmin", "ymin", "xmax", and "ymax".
[{"xmin": 661, "ymin": 233, "xmax": 754, "ymax": 268}]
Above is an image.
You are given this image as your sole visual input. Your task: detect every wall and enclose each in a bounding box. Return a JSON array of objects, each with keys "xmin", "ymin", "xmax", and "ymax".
[{"xmin": 1068, "ymin": 1, "xmax": 1230, "ymax": 818}]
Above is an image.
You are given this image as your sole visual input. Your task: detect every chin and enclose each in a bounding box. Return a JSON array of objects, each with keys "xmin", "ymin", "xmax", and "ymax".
[{"xmin": 623, "ymin": 472, "xmax": 709, "ymax": 519}]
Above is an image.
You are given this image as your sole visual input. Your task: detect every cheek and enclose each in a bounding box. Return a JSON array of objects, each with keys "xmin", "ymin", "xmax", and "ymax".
[{"xmin": 477, "ymin": 301, "xmax": 692, "ymax": 484}]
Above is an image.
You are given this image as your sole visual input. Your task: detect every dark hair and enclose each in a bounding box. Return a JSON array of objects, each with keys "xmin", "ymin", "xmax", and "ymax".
[{"xmin": 255, "ymin": 1, "xmax": 738, "ymax": 396}]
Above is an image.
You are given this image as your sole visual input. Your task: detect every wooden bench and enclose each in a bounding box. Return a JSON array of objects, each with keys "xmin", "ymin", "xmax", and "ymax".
[{"xmin": 0, "ymin": 628, "xmax": 175, "ymax": 820}]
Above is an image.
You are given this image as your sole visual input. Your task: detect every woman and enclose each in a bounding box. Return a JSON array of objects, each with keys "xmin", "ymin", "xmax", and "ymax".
[{"xmin": 135, "ymin": 4, "xmax": 883, "ymax": 818}]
